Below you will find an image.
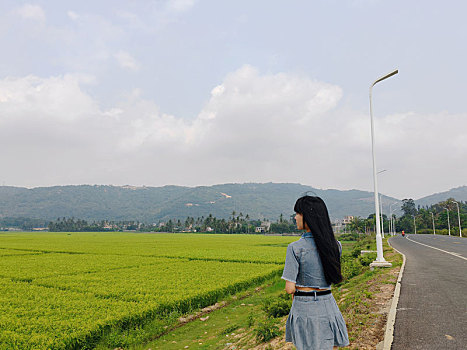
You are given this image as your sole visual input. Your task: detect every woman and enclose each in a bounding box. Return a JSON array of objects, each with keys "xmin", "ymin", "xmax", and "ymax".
[{"xmin": 282, "ymin": 195, "xmax": 349, "ymax": 349}]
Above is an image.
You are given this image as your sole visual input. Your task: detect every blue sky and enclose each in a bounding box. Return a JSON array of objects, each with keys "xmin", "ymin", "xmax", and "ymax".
[{"xmin": 0, "ymin": 0, "xmax": 466, "ymax": 199}]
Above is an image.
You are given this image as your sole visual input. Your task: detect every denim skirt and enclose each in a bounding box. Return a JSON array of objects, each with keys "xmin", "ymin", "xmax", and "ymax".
[{"xmin": 285, "ymin": 292, "xmax": 349, "ymax": 350}]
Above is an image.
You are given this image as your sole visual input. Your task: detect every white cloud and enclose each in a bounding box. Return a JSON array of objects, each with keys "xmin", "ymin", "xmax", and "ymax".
[
  {"xmin": 114, "ymin": 51, "xmax": 140, "ymax": 71},
  {"xmin": 0, "ymin": 74, "xmax": 97, "ymax": 122},
  {"xmin": 194, "ymin": 65, "xmax": 343, "ymax": 150},
  {"xmin": 0, "ymin": 66, "xmax": 466, "ymax": 198},
  {"xmin": 166, "ymin": 0, "xmax": 197, "ymax": 13},
  {"xmin": 67, "ymin": 11, "xmax": 79, "ymax": 21},
  {"xmin": 16, "ymin": 4, "xmax": 46, "ymax": 22}
]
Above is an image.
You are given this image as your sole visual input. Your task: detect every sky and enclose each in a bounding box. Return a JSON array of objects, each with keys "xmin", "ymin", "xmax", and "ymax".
[{"xmin": 0, "ymin": 0, "xmax": 466, "ymax": 200}]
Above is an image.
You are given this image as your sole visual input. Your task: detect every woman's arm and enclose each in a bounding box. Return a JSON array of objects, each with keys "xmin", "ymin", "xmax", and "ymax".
[
  {"xmin": 285, "ymin": 280, "xmax": 296, "ymax": 299},
  {"xmin": 282, "ymin": 244, "xmax": 299, "ymax": 299}
]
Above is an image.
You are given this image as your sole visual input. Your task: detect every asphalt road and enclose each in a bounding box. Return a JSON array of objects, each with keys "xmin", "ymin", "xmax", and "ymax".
[{"xmin": 389, "ymin": 234, "xmax": 467, "ymax": 350}]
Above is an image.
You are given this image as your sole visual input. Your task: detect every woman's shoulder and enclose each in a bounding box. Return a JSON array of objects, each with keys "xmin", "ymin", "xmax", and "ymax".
[{"xmin": 288, "ymin": 237, "xmax": 312, "ymax": 249}]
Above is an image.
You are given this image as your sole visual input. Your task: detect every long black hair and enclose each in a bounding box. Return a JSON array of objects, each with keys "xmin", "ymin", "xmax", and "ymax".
[{"xmin": 294, "ymin": 195, "xmax": 343, "ymax": 285}]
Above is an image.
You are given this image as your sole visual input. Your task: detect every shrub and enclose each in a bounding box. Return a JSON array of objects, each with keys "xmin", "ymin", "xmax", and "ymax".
[
  {"xmin": 262, "ymin": 294, "xmax": 291, "ymax": 318},
  {"xmin": 341, "ymin": 254, "xmax": 363, "ymax": 280},
  {"xmin": 338, "ymin": 232, "xmax": 360, "ymax": 241},
  {"xmin": 278, "ymin": 291, "xmax": 291, "ymax": 301},
  {"xmin": 350, "ymin": 245, "xmax": 362, "ymax": 258},
  {"xmin": 247, "ymin": 312, "xmax": 255, "ymax": 328},
  {"xmin": 254, "ymin": 318, "xmax": 280, "ymax": 342},
  {"xmin": 358, "ymin": 253, "xmax": 376, "ymax": 266},
  {"xmin": 416, "ymin": 229, "xmax": 434, "ymax": 234}
]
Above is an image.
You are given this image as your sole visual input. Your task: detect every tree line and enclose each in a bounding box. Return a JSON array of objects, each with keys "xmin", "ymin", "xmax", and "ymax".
[
  {"xmin": 5, "ymin": 198, "xmax": 465, "ymax": 235},
  {"xmin": 0, "ymin": 217, "xmax": 48, "ymax": 231},
  {"xmin": 346, "ymin": 198, "xmax": 466, "ymax": 235},
  {"xmin": 48, "ymin": 218, "xmax": 140, "ymax": 232},
  {"xmin": 46, "ymin": 211, "xmax": 300, "ymax": 234}
]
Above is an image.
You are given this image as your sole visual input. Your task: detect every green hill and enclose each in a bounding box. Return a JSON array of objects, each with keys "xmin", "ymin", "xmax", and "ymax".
[
  {"xmin": 414, "ymin": 186, "xmax": 467, "ymax": 208},
  {"xmin": 0, "ymin": 183, "xmax": 402, "ymax": 223}
]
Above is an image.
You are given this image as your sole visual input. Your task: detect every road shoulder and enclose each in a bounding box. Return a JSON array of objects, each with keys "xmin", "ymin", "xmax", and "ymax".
[{"xmin": 383, "ymin": 236, "xmax": 407, "ymax": 350}]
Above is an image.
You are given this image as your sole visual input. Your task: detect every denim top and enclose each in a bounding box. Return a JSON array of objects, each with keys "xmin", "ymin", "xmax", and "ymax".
[{"xmin": 281, "ymin": 232, "xmax": 342, "ymax": 289}]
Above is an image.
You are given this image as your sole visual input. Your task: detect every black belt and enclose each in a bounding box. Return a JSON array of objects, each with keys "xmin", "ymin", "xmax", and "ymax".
[{"xmin": 294, "ymin": 290, "xmax": 331, "ymax": 296}]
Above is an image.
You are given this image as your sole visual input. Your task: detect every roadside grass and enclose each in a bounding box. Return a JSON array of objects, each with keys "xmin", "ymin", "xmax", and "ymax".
[
  {"xmin": 126, "ymin": 279, "xmax": 287, "ymax": 350},
  {"xmin": 104, "ymin": 236, "xmax": 402, "ymax": 349},
  {"xmin": 334, "ymin": 237, "xmax": 402, "ymax": 349},
  {"xmin": 339, "ymin": 240, "xmax": 356, "ymax": 254}
]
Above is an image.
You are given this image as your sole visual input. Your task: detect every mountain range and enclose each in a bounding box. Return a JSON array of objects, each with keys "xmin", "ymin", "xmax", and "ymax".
[{"xmin": 0, "ymin": 183, "xmax": 466, "ymax": 223}]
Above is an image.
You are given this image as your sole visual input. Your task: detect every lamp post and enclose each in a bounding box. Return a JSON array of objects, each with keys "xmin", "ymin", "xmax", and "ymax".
[
  {"xmin": 413, "ymin": 215, "xmax": 417, "ymax": 234},
  {"xmin": 390, "ymin": 202, "xmax": 400, "ymax": 235},
  {"xmin": 369, "ymin": 69, "xmax": 398, "ymax": 268},
  {"xmin": 380, "ymin": 194, "xmax": 385, "ymax": 238},
  {"xmin": 453, "ymin": 201, "xmax": 462, "ymax": 237},
  {"xmin": 377, "ymin": 170, "xmax": 387, "ymax": 238},
  {"xmin": 444, "ymin": 208, "xmax": 451, "ymax": 236},
  {"xmin": 431, "ymin": 212, "xmax": 436, "ymax": 235}
]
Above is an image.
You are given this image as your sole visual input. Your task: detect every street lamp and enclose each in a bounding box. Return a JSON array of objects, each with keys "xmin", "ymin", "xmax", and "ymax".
[
  {"xmin": 369, "ymin": 69, "xmax": 398, "ymax": 268},
  {"xmin": 431, "ymin": 212, "xmax": 436, "ymax": 235},
  {"xmin": 377, "ymin": 170, "xmax": 387, "ymax": 238},
  {"xmin": 453, "ymin": 201, "xmax": 462, "ymax": 237},
  {"xmin": 380, "ymin": 194, "xmax": 385, "ymax": 238},
  {"xmin": 413, "ymin": 215, "xmax": 417, "ymax": 234},
  {"xmin": 444, "ymin": 207, "xmax": 451, "ymax": 236},
  {"xmin": 390, "ymin": 202, "xmax": 400, "ymax": 235}
]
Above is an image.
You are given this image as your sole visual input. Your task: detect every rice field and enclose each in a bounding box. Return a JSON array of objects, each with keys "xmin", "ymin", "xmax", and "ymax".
[{"xmin": 0, "ymin": 232, "xmax": 297, "ymax": 349}]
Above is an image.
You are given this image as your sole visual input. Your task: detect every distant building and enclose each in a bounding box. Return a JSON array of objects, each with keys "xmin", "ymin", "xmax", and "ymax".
[
  {"xmin": 333, "ymin": 216, "xmax": 354, "ymax": 234},
  {"xmin": 255, "ymin": 221, "xmax": 271, "ymax": 233},
  {"xmin": 332, "ymin": 221, "xmax": 343, "ymax": 233}
]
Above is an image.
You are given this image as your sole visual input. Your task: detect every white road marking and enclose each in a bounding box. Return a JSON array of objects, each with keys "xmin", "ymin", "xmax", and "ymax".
[{"xmin": 406, "ymin": 236, "xmax": 467, "ymax": 261}]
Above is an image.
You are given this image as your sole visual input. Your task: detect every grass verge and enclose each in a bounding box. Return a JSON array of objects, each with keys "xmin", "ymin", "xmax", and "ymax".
[{"xmin": 101, "ymin": 236, "xmax": 402, "ymax": 349}]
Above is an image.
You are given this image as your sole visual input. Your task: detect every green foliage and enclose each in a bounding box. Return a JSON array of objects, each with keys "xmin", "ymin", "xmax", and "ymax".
[
  {"xmin": 337, "ymin": 232, "xmax": 360, "ymax": 241},
  {"xmin": 254, "ymin": 318, "xmax": 280, "ymax": 342},
  {"xmin": 338, "ymin": 234, "xmax": 376, "ymax": 280},
  {"xmin": 261, "ymin": 294, "xmax": 291, "ymax": 318},
  {"xmin": 247, "ymin": 312, "xmax": 255, "ymax": 328},
  {"xmin": 395, "ymin": 197, "xmax": 467, "ymax": 233},
  {"xmin": 349, "ymin": 235, "xmax": 372, "ymax": 258},
  {"xmin": 350, "ymin": 245, "xmax": 362, "ymax": 258},
  {"xmin": 278, "ymin": 291, "xmax": 291, "ymax": 301},
  {"xmin": 416, "ymin": 229, "xmax": 434, "ymax": 234},
  {"xmin": 0, "ymin": 217, "xmax": 48, "ymax": 230},
  {"xmin": 341, "ymin": 254, "xmax": 363, "ymax": 280},
  {"xmin": 358, "ymin": 253, "xmax": 377, "ymax": 266},
  {"xmin": 401, "ymin": 199, "xmax": 417, "ymax": 216},
  {"xmin": 222, "ymin": 324, "xmax": 241, "ymax": 335},
  {"xmin": 270, "ymin": 221, "xmax": 298, "ymax": 233}
]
